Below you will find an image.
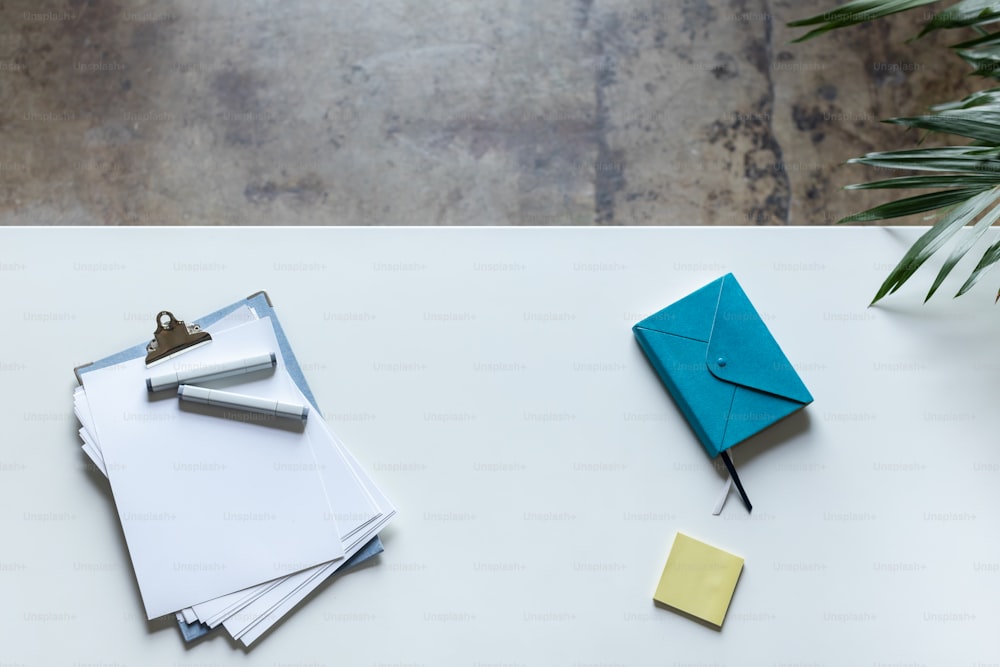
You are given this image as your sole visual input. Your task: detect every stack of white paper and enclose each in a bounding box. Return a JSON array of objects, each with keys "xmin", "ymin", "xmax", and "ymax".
[{"xmin": 74, "ymin": 307, "xmax": 396, "ymax": 645}]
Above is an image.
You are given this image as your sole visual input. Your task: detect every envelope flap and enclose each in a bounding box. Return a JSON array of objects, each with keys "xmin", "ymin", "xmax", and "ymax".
[
  {"xmin": 706, "ymin": 274, "xmax": 813, "ymax": 404},
  {"xmin": 633, "ymin": 276, "xmax": 724, "ymax": 343}
]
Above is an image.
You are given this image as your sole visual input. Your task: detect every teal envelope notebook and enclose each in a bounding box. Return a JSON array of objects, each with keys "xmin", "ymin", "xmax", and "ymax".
[{"xmin": 633, "ymin": 274, "xmax": 813, "ymax": 510}]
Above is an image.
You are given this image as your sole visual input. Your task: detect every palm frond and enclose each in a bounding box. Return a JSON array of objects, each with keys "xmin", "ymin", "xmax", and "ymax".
[
  {"xmin": 847, "ymin": 145, "xmax": 1000, "ymax": 172},
  {"xmin": 790, "ymin": 3, "xmax": 1000, "ymax": 301},
  {"xmin": 845, "ymin": 174, "xmax": 1000, "ymax": 188},
  {"xmin": 932, "ymin": 87, "xmax": 1000, "ymax": 110},
  {"xmin": 885, "ymin": 110, "xmax": 1000, "ymax": 143},
  {"xmin": 788, "ymin": 0, "xmax": 940, "ymax": 42},
  {"xmin": 926, "ymin": 189, "xmax": 1000, "ymax": 299},
  {"xmin": 955, "ymin": 45, "xmax": 1000, "ymax": 78},
  {"xmin": 919, "ymin": 0, "xmax": 1000, "ymax": 36},
  {"xmin": 791, "ymin": 0, "xmax": 1000, "ymax": 42},
  {"xmin": 958, "ymin": 236, "xmax": 1000, "ymax": 294},
  {"xmin": 952, "ymin": 31, "xmax": 1000, "ymax": 49},
  {"xmin": 870, "ymin": 189, "xmax": 1000, "ymax": 303},
  {"xmin": 839, "ymin": 188, "xmax": 992, "ymax": 223}
]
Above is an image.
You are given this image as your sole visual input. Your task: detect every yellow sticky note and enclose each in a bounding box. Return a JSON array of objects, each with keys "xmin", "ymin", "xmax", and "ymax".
[{"xmin": 653, "ymin": 532, "xmax": 744, "ymax": 628}]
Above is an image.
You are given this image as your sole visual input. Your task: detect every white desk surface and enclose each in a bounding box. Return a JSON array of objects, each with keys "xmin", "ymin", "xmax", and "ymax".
[{"xmin": 1, "ymin": 227, "xmax": 998, "ymax": 666}]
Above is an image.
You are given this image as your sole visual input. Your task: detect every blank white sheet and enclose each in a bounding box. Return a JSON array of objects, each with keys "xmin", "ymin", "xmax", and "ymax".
[
  {"xmin": 80, "ymin": 317, "xmax": 345, "ymax": 619},
  {"xmin": 192, "ymin": 380, "xmax": 383, "ymax": 627},
  {"xmin": 230, "ymin": 416, "xmax": 397, "ymax": 644}
]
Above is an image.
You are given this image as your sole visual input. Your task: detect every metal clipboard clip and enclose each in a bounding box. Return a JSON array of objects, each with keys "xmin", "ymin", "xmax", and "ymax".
[{"xmin": 145, "ymin": 310, "xmax": 212, "ymax": 366}]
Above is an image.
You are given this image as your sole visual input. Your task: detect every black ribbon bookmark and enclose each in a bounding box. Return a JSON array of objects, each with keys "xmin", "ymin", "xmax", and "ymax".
[{"xmin": 720, "ymin": 451, "xmax": 752, "ymax": 512}]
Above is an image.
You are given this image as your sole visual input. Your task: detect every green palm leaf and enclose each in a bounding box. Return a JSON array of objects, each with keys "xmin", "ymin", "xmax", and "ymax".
[
  {"xmin": 846, "ymin": 174, "xmax": 1000, "ymax": 188},
  {"xmin": 926, "ymin": 189, "xmax": 1000, "ymax": 299},
  {"xmin": 932, "ymin": 87, "xmax": 1000, "ymax": 110},
  {"xmin": 847, "ymin": 146, "xmax": 1000, "ymax": 172},
  {"xmin": 952, "ymin": 31, "xmax": 1000, "ymax": 49},
  {"xmin": 871, "ymin": 189, "xmax": 1000, "ymax": 303},
  {"xmin": 956, "ymin": 43, "xmax": 1000, "ymax": 76},
  {"xmin": 788, "ymin": 0, "xmax": 940, "ymax": 42},
  {"xmin": 790, "ymin": 1, "xmax": 1000, "ymax": 301},
  {"xmin": 919, "ymin": 0, "xmax": 1000, "ymax": 35},
  {"xmin": 839, "ymin": 188, "xmax": 991, "ymax": 223},
  {"xmin": 958, "ymin": 237, "xmax": 1000, "ymax": 294},
  {"xmin": 885, "ymin": 110, "xmax": 1000, "ymax": 143}
]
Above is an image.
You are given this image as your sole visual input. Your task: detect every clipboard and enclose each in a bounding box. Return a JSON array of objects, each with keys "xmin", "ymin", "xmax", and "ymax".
[
  {"xmin": 74, "ymin": 291, "xmax": 317, "ymax": 407},
  {"xmin": 74, "ymin": 290, "xmax": 384, "ymax": 642}
]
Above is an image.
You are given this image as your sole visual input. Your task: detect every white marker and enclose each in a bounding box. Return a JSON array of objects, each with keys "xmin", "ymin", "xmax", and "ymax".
[
  {"xmin": 177, "ymin": 385, "xmax": 309, "ymax": 422},
  {"xmin": 147, "ymin": 352, "xmax": 276, "ymax": 392}
]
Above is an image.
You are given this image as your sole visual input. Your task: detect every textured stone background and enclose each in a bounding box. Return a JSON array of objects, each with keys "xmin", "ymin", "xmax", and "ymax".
[{"xmin": 0, "ymin": 0, "xmax": 982, "ymax": 225}]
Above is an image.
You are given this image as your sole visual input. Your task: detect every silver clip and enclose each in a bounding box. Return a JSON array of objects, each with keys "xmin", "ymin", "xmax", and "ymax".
[{"xmin": 145, "ymin": 311, "xmax": 212, "ymax": 366}]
